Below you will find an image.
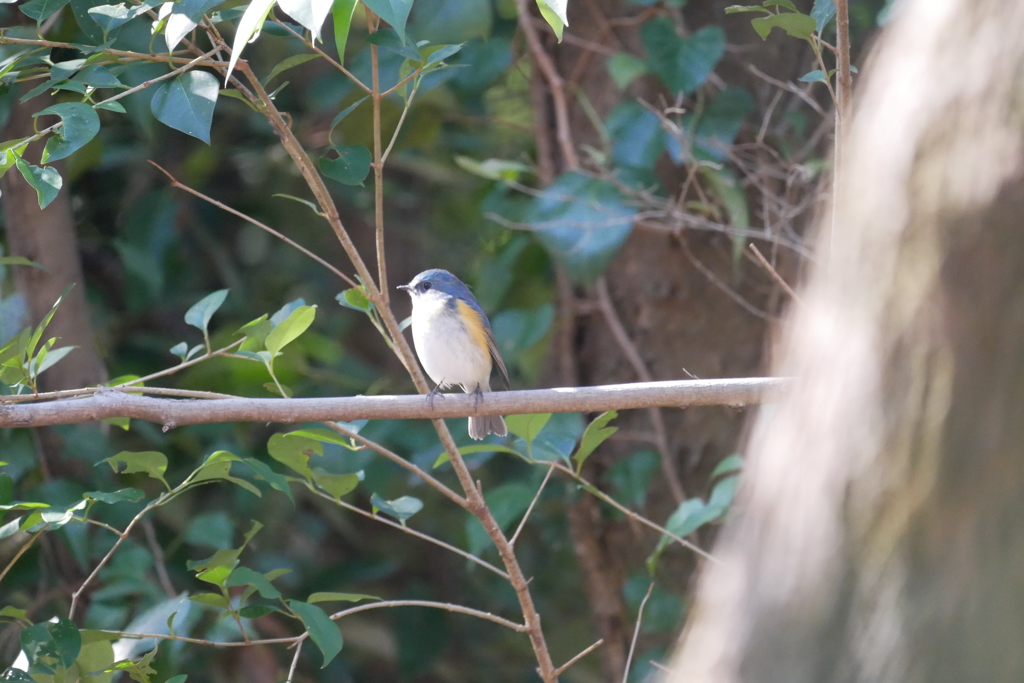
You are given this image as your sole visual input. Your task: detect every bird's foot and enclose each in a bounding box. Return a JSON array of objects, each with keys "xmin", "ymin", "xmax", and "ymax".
[
  {"xmin": 471, "ymin": 384, "xmax": 484, "ymax": 410},
  {"xmin": 427, "ymin": 383, "xmax": 445, "ymax": 410}
]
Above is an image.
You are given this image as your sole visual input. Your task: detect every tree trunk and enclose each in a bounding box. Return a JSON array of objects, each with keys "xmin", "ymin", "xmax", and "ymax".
[
  {"xmin": 666, "ymin": 1, "xmax": 1024, "ymax": 681},
  {"xmin": 1, "ymin": 92, "xmax": 107, "ymax": 392}
]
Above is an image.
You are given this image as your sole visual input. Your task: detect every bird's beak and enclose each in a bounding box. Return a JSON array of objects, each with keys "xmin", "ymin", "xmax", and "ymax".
[{"xmin": 397, "ymin": 284, "xmax": 412, "ymax": 291}]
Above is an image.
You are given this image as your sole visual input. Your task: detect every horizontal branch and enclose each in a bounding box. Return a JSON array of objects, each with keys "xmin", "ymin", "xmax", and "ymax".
[{"xmin": 0, "ymin": 378, "xmax": 785, "ymax": 430}]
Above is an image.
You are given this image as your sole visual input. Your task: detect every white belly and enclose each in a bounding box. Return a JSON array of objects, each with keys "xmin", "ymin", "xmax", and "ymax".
[{"xmin": 411, "ymin": 297, "xmax": 492, "ymax": 391}]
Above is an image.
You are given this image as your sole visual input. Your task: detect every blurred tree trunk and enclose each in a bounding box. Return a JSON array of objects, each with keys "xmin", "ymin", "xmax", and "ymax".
[
  {"xmin": 667, "ymin": 1, "xmax": 1024, "ymax": 681},
  {"xmin": 1, "ymin": 92, "xmax": 107, "ymax": 393}
]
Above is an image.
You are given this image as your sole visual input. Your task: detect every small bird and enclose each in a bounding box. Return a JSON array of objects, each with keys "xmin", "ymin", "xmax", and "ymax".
[{"xmin": 398, "ymin": 269, "xmax": 509, "ymax": 440}]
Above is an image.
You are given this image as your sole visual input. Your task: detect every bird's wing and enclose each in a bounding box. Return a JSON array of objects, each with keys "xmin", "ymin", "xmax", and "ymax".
[{"xmin": 485, "ymin": 326, "xmax": 511, "ymax": 389}]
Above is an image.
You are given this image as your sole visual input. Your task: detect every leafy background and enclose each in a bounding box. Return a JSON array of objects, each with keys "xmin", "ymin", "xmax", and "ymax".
[{"xmin": 0, "ymin": 0, "xmax": 890, "ymax": 680}]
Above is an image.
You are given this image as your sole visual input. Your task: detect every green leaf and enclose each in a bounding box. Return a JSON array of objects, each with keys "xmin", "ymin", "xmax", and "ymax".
[
  {"xmin": 166, "ymin": 676, "xmax": 188, "ymax": 683},
  {"xmin": 19, "ymin": 0, "xmax": 71, "ymax": 20},
  {"xmin": 311, "ymin": 470, "xmax": 361, "ymax": 499},
  {"xmin": 192, "ymin": 451, "xmax": 262, "ymax": 497},
  {"xmin": 21, "ymin": 617, "xmax": 81, "ymax": 669},
  {"xmin": 535, "ymin": 0, "xmax": 563, "ymax": 41},
  {"xmin": 525, "ymin": 172, "xmax": 635, "ymax": 285},
  {"xmin": 95, "ymin": 100, "xmax": 127, "ymax": 113},
  {"xmin": 319, "ymin": 145, "xmax": 372, "ymax": 186},
  {"xmin": 336, "ymin": 286, "xmax": 372, "ymax": 312},
  {"xmin": 225, "ymin": 0, "xmax": 276, "ymax": 83},
  {"xmin": 762, "ymin": 0, "xmax": 797, "ymax": 9},
  {"xmin": 453, "ymin": 156, "xmax": 531, "ymax": 181},
  {"xmin": 34, "ymin": 345, "xmax": 76, "ymax": 377},
  {"xmin": 308, "ymin": 592, "xmax": 380, "ymax": 603},
  {"xmin": 572, "ymin": 410, "xmax": 618, "ymax": 473},
  {"xmin": 289, "ymin": 600, "xmax": 343, "ymax": 668},
  {"xmin": 642, "ymin": 19, "xmax": 724, "ymax": 94},
  {"xmin": 361, "ymin": 0, "xmax": 413, "ymax": 42},
  {"xmin": 724, "ymin": 4, "xmax": 770, "ymax": 13},
  {"xmin": 151, "ymin": 70, "xmax": 220, "ymax": 144},
  {"xmin": 101, "ymin": 416, "xmax": 131, "ymax": 430},
  {"xmin": 239, "ymin": 605, "xmax": 279, "ymax": 619},
  {"xmin": 243, "ymin": 457, "xmax": 295, "ymax": 504},
  {"xmin": 711, "ymin": 454, "xmax": 743, "ymax": 479},
  {"xmin": 83, "ymin": 488, "xmax": 144, "ymax": 505},
  {"xmin": 505, "ymin": 413, "xmax": 551, "ymax": 443},
  {"xmin": 170, "ymin": 341, "xmax": 189, "ymax": 359},
  {"xmin": 370, "ymin": 493, "xmax": 423, "ymax": 523},
  {"xmin": 33, "ymin": 102, "xmax": 100, "ymax": 163},
  {"xmin": 699, "ymin": 166, "xmax": 749, "ymax": 259},
  {"xmin": 0, "ymin": 606, "xmax": 30, "ymax": 624},
  {"xmin": 810, "ymin": 0, "xmax": 835, "ymax": 32},
  {"xmin": 101, "ymin": 451, "xmax": 169, "ymax": 489},
  {"xmin": 189, "ymin": 592, "xmax": 231, "ymax": 609},
  {"xmin": 226, "ymin": 566, "xmax": 282, "ymax": 599},
  {"xmin": 365, "ymin": 28, "xmax": 420, "ymax": 61},
  {"xmin": 265, "ymin": 304, "xmax": 316, "ymax": 356},
  {"xmin": 332, "ymin": 0, "xmax": 359, "ymax": 64},
  {"xmin": 0, "ymin": 139, "xmax": 31, "ymax": 179},
  {"xmin": 424, "ymin": 43, "xmax": 463, "ymax": 67},
  {"xmin": 277, "ymin": 0, "xmax": 334, "ymax": 40},
  {"xmin": 607, "ymin": 52, "xmax": 648, "ymax": 89},
  {"xmin": 798, "ymin": 68, "xmax": 826, "ymax": 83},
  {"xmin": 263, "ymin": 53, "xmax": 320, "ymax": 86},
  {"xmin": 288, "ymin": 426, "xmax": 365, "ymax": 447},
  {"xmin": 267, "ymin": 432, "xmax": 319, "ymax": 481},
  {"xmin": 184, "ymin": 289, "xmax": 228, "ymax": 336},
  {"xmin": 327, "ymin": 96, "xmax": 369, "ymax": 144},
  {"xmin": 750, "ymin": 12, "xmax": 816, "ymax": 40},
  {"xmin": 14, "ymin": 157, "xmax": 62, "ymax": 209},
  {"xmin": 87, "ymin": 0, "xmax": 161, "ymax": 32},
  {"xmin": 537, "ymin": 0, "xmax": 566, "ymax": 27},
  {"xmin": 0, "ymin": 257, "xmax": 43, "ymax": 271}
]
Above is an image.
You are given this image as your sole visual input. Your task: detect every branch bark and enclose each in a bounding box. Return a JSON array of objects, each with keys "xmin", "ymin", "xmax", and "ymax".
[{"xmin": 0, "ymin": 378, "xmax": 783, "ymax": 429}]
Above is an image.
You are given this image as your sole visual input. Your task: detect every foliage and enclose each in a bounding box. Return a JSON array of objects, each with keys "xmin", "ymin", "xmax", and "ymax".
[{"xmin": 0, "ymin": 0, "xmax": 887, "ymax": 678}]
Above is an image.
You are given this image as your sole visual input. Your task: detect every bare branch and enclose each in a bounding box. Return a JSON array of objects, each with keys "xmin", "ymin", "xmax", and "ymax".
[
  {"xmin": 553, "ymin": 638, "xmax": 605, "ymax": 677},
  {"xmin": 0, "ymin": 378, "xmax": 785, "ymax": 429}
]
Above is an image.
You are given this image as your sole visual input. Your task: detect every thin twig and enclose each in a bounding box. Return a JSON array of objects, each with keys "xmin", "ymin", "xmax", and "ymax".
[
  {"xmin": 547, "ymin": 461, "xmax": 720, "ymax": 565},
  {"xmin": 286, "ymin": 638, "xmax": 303, "ymax": 681},
  {"xmin": 553, "ymin": 638, "xmax": 605, "ymax": 677},
  {"xmin": 368, "ymin": 13, "xmax": 390, "ymax": 307},
  {"xmin": 596, "ymin": 277, "xmax": 686, "ymax": 503},
  {"xmin": 0, "ymin": 530, "xmax": 43, "ymax": 584},
  {"xmin": 307, "ymin": 487, "xmax": 508, "ymax": 578},
  {"xmin": 325, "ymin": 422, "xmax": 467, "ymax": 509},
  {"xmin": 98, "ymin": 47, "xmax": 222, "ymax": 108},
  {"xmin": 510, "ymin": 463, "xmax": 555, "ymax": 547},
  {"xmin": 622, "ymin": 583, "xmax": 653, "ymax": 683},
  {"xmin": 148, "ymin": 161, "xmax": 358, "ymax": 288},
  {"xmin": 748, "ymin": 244, "xmax": 801, "ymax": 305},
  {"xmin": 514, "ymin": 0, "xmax": 580, "ymax": 169},
  {"xmin": 324, "ymin": 599, "xmax": 527, "ymax": 632},
  {"xmin": 70, "ymin": 499, "xmax": 162, "ymax": 618},
  {"xmin": 142, "ymin": 519, "xmax": 176, "ymax": 598},
  {"xmin": 380, "ymin": 82, "xmax": 421, "ymax": 165},
  {"xmin": 275, "ymin": 20, "xmax": 370, "ymax": 93},
  {"xmin": 675, "ymin": 234, "xmax": 771, "ymax": 319}
]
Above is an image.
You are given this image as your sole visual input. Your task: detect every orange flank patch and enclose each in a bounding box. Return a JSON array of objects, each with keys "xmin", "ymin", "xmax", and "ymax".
[{"xmin": 456, "ymin": 300, "xmax": 491, "ymax": 357}]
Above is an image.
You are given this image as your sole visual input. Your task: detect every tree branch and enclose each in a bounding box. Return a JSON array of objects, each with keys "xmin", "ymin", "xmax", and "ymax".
[{"xmin": 0, "ymin": 378, "xmax": 784, "ymax": 429}]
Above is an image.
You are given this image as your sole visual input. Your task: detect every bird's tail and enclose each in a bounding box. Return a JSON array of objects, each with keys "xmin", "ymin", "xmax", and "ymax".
[{"xmin": 468, "ymin": 414, "xmax": 507, "ymax": 440}]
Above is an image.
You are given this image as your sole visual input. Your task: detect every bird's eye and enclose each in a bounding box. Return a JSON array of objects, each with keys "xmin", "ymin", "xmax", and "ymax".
[{"xmin": 420, "ymin": 282, "xmax": 432, "ymax": 292}]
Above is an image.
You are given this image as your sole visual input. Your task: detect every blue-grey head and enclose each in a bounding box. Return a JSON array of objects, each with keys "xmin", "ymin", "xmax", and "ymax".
[{"xmin": 398, "ymin": 269, "xmax": 481, "ymax": 313}]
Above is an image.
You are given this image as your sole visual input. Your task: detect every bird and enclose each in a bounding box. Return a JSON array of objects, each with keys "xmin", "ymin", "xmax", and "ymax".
[{"xmin": 398, "ymin": 269, "xmax": 509, "ymax": 440}]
